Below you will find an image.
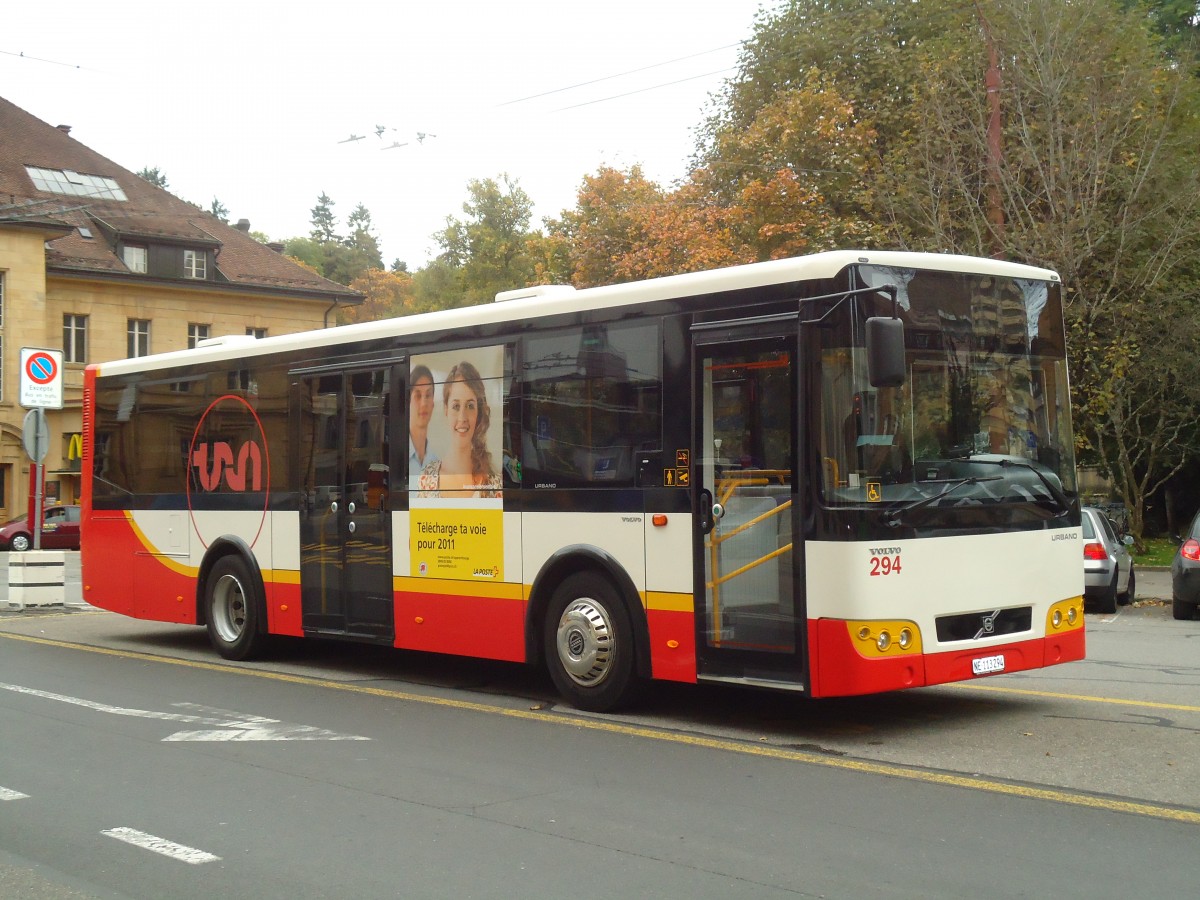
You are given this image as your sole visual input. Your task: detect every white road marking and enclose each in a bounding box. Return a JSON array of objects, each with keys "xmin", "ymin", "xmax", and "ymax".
[
  {"xmin": 0, "ymin": 786, "xmax": 30, "ymax": 801},
  {"xmin": 0, "ymin": 682, "xmax": 369, "ymax": 742},
  {"xmin": 102, "ymin": 827, "xmax": 220, "ymax": 865}
]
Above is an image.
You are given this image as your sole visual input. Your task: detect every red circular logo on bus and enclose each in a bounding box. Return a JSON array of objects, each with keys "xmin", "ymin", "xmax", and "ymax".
[{"xmin": 186, "ymin": 394, "xmax": 271, "ymax": 549}]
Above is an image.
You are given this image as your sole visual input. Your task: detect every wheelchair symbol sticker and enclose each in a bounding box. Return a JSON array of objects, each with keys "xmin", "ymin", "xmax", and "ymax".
[{"xmin": 866, "ymin": 482, "xmax": 882, "ymax": 502}]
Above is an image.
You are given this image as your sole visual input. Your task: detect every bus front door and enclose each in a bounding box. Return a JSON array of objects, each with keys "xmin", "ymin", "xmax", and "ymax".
[
  {"xmin": 692, "ymin": 332, "xmax": 806, "ymax": 688},
  {"xmin": 298, "ymin": 368, "xmax": 395, "ymax": 640}
]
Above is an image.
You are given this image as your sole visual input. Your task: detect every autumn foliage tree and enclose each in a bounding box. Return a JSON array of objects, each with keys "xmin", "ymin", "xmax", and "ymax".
[{"xmin": 339, "ymin": 268, "xmax": 418, "ymax": 324}]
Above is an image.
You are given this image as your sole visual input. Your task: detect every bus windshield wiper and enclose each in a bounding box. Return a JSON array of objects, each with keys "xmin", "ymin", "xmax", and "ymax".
[
  {"xmin": 883, "ymin": 475, "xmax": 1002, "ymax": 527},
  {"xmin": 953, "ymin": 456, "xmax": 1072, "ymax": 517}
]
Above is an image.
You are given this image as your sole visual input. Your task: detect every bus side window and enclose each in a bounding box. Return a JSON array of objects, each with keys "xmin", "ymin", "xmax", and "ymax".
[{"xmin": 517, "ymin": 322, "xmax": 661, "ymax": 487}]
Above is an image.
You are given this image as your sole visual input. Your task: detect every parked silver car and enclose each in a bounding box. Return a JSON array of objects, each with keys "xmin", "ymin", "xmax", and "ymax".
[{"xmin": 1082, "ymin": 506, "xmax": 1135, "ymax": 613}]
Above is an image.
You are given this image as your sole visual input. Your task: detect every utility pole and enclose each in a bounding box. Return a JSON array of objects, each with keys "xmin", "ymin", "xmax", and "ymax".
[{"xmin": 976, "ymin": 1, "xmax": 1005, "ymax": 259}]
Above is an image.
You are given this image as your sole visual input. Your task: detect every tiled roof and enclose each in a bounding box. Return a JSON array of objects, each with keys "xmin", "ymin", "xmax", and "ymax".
[{"xmin": 0, "ymin": 96, "xmax": 360, "ymax": 301}]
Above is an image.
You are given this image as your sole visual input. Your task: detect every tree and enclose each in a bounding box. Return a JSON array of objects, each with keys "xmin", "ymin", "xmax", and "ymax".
[
  {"xmin": 209, "ymin": 197, "xmax": 229, "ymax": 222},
  {"xmin": 428, "ymin": 176, "xmax": 542, "ymax": 307},
  {"xmin": 310, "ymin": 192, "xmax": 340, "ymax": 244},
  {"xmin": 328, "ymin": 202, "xmax": 384, "ymax": 285},
  {"xmin": 137, "ymin": 167, "xmax": 169, "ymax": 189},
  {"xmin": 548, "ymin": 166, "xmax": 665, "ymax": 287},
  {"xmin": 697, "ymin": 0, "xmax": 973, "ymax": 173},
  {"xmin": 696, "ymin": 0, "xmax": 1200, "ymax": 543},
  {"xmin": 872, "ymin": 0, "xmax": 1200, "ymax": 545},
  {"xmin": 340, "ymin": 268, "xmax": 418, "ymax": 324},
  {"xmin": 700, "ymin": 76, "xmax": 885, "ymax": 259},
  {"xmin": 282, "ymin": 236, "xmax": 325, "ymax": 274}
]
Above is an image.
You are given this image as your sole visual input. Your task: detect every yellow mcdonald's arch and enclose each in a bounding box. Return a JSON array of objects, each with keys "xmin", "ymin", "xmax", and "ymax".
[{"xmin": 67, "ymin": 433, "xmax": 83, "ymax": 460}]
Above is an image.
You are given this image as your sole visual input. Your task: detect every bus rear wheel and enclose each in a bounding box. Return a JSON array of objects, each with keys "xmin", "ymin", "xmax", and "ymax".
[
  {"xmin": 544, "ymin": 573, "xmax": 637, "ymax": 712},
  {"xmin": 205, "ymin": 555, "xmax": 267, "ymax": 660}
]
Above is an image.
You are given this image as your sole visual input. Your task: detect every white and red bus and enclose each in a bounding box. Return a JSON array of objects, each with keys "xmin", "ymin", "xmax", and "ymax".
[{"xmin": 82, "ymin": 251, "xmax": 1084, "ymax": 711}]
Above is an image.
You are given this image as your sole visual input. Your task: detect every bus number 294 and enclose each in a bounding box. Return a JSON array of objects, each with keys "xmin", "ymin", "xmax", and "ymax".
[{"xmin": 869, "ymin": 552, "xmax": 902, "ymax": 577}]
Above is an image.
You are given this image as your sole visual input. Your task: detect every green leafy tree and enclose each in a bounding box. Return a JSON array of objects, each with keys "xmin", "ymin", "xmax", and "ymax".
[
  {"xmin": 427, "ymin": 176, "xmax": 542, "ymax": 307},
  {"xmin": 874, "ymin": 0, "xmax": 1200, "ymax": 544},
  {"xmin": 696, "ymin": 0, "xmax": 1200, "ymax": 543},
  {"xmin": 327, "ymin": 202, "xmax": 384, "ymax": 285},
  {"xmin": 282, "ymin": 236, "xmax": 325, "ymax": 274}
]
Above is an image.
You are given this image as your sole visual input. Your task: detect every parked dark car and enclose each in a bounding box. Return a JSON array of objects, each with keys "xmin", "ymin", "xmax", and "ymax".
[
  {"xmin": 0, "ymin": 504, "xmax": 81, "ymax": 552},
  {"xmin": 1081, "ymin": 506, "xmax": 1134, "ymax": 614},
  {"xmin": 1171, "ymin": 508, "xmax": 1200, "ymax": 620}
]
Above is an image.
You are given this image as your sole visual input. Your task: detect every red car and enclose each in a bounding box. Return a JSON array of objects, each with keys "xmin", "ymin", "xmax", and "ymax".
[{"xmin": 0, "ymin": 505, "xmax": 82, "ymax": 551}]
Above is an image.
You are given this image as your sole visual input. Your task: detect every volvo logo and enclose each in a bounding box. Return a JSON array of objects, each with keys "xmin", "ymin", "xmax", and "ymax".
[
  {"xmin": 568, "ymin": 629, "xmax": 586, "ymax": 657},
  {"xmin": 974, "ymin": 610, "xmax": 1002, "ymax": 640}
]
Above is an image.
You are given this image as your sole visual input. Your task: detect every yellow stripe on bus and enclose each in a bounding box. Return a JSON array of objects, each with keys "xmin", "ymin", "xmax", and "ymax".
[
  {"xmin": 394, "ymin": 576, "xmax": 524, "ymax": 600},
  {"xmin": 645, "ymin": 591, "xmax": 694, "ymax": 613}
]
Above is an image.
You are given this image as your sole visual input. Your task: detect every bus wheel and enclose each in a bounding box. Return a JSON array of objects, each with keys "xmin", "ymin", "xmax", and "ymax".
[
  {"xmin": 205, "ymin": 555, "xmax": 266, "ymax": 660},
  {"xmin": 544, "ymin": 573, "xmax": 637, "ymax": 712}
]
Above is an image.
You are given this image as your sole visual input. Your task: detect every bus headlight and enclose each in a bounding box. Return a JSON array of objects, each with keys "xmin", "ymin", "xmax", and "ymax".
[
  {"xmin": 847, "ymin": 620, "xmax": 922, "ymax": 657},
  {"xmin": 1046, "ymin": 598, "xmax": 1084, "ymax": 633}
]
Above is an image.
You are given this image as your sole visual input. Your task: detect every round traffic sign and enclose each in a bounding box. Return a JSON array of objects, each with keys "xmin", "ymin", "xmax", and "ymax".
[{"xmin": 25, "ymin": 351, "xmax": 59, "ymax": 385}]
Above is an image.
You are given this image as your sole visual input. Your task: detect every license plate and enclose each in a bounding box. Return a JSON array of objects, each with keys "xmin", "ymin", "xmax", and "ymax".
[{"xmin": 971, "ymin": 654, "xmax": 1006, "ymax": 675}]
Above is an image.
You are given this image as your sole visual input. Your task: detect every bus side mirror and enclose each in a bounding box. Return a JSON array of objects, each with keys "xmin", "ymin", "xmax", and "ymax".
[{"xmin": 866, "ymin": 317, "xmax": 906, "ymax": 388}]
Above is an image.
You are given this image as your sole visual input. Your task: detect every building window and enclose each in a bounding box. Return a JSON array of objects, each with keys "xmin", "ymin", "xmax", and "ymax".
[
  {"xmin": 25, "ymin": 166, "xmax": 128, "ymax": 201},
  {"xmin": 63, "ymin": 314, "xmax": 88, "ymax": 363},
  {"xmin": 127, "ymin": 319, "xmax": 150, "ymax": 358},
  {"xmin": 0, "ymin": 271, "xmax": 5, "ymax": 327},
  {"xmin": 123, "ymin": 245, "xmax": 147, "ymax": 273},
  {"xmin": 188, "ymin": 323, "xmax": 211, "ymax": 348},
  {"xmin": 0, "ymin": 334, "xmax": 4, "ymax": 402},
  {"xmin": 247, "ymin": 327, "xmax": 267, "ymax": 339},
  {"xmin": 183, "ymin": 250, "xmax": 207, "ymax": 279}
]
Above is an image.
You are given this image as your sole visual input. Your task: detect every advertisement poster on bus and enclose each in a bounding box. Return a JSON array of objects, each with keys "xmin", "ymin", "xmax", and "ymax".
[{"xmin": 408, "ymin": 344, "xmax": 505, "ymax": 581}]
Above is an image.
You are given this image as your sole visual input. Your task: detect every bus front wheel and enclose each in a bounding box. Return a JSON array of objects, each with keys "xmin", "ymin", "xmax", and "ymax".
[
  {"xmin": 544, "ymin": 573, "xmax": 637, "ymax": 712},
  {"xmin": 205, "ymin": 555, "xmax": 267, "ymax": 660}
]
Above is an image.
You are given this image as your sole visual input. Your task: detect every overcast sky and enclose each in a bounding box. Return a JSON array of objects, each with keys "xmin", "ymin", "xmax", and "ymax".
[{"xmin": 4, "ymin": 1, "xmax": 769, "ymax": 268}]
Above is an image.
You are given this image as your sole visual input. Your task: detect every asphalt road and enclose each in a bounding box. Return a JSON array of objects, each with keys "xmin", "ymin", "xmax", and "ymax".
[{"xmin": 1, "ymin": 564, "xmax": 1198, "ymax": 898}]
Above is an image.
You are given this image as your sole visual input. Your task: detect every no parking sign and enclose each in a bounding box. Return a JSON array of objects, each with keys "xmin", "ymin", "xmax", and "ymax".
[{"xmin": 20, "ymin": 347, "xmax": 64, "ymax": 409}]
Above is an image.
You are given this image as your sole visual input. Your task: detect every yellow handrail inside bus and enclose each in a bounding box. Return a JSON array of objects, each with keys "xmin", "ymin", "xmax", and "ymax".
[{"xmin": 706, "ymin": 469, "xmax": 793, "ymax": 647}]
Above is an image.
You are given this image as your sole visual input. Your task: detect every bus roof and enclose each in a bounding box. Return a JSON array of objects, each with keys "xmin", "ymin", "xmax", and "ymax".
[{"xmin": 88, "ymin": 250, "xmax": 1060, "ymax": 378}]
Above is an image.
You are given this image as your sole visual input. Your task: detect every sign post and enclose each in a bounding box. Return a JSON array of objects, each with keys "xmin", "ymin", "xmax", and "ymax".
[{"xmin": 19, "ymin": 348, "xmax": 64, "ymax": 552}]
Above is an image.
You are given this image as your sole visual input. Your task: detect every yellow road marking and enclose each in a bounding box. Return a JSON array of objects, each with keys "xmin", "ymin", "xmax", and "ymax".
[
  {"xmin": 2, "ymin": 629, "xmax": 1198, "ymax": 826},
  {"xmin": 949, "ymin": 681, "xmax": 1200, "ymax": 714}
]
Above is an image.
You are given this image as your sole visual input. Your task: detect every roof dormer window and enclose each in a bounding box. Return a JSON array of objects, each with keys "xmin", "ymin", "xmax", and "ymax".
[
  {"xmin": 183, "ymin": 249, "xmax": 207, "ymax": 279},
  {"xmin": 122, "ymin": 245, "xmax": 147, "ymax": 273}
]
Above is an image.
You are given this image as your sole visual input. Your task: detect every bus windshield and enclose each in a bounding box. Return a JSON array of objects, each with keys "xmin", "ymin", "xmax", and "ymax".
[{"xmin": 818, "ymin": 264, "xmax": 1076, "ymax": 524}]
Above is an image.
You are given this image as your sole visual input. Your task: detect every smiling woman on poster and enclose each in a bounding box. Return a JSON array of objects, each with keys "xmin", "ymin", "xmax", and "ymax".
[{"xmin": 417, "ymin": 360, "xmax": 502, "ymax": 498}]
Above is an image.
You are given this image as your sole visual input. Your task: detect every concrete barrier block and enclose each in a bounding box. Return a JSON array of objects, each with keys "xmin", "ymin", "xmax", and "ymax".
[{"xmin": 7, "ymin": 550, "xmax": 67, "ymax": 609}]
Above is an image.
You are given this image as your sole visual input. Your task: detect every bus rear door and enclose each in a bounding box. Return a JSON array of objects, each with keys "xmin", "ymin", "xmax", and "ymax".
[{"xmin": 296, "ymin": 367, "xmax": 395, "ymax": 640}]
